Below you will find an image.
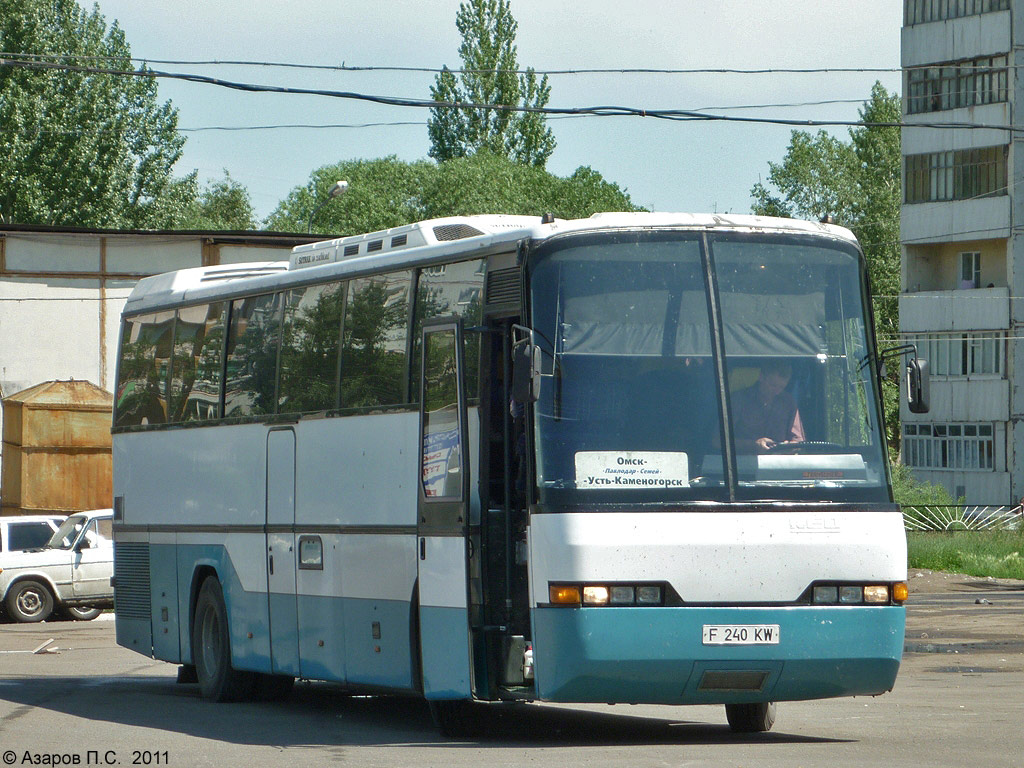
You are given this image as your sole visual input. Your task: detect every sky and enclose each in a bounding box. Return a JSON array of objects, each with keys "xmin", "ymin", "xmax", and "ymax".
[{"xmin": 79, "ymin": 0, "xmax": 903, "ymax": 225}]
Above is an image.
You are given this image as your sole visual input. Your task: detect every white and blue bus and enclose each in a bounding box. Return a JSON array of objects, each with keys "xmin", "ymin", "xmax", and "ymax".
[{"xmin": 112, "ymin": 213, "xmax": 923, "ymax": 734}]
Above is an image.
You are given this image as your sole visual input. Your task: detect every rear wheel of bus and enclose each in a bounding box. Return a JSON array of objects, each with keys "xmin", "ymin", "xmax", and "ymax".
[
  {"xmin": 725, "ymin": 702, "xmax": 776, "ymax": 733},
  {"xmin": 192, "ymin": 576, "xmax": 254, "ymax": 701}
]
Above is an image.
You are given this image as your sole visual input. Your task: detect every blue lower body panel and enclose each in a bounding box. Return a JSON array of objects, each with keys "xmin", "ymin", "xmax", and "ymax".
[{"xmin": 531, "ymin": 605, "xmax": 904, "ymax": 704}]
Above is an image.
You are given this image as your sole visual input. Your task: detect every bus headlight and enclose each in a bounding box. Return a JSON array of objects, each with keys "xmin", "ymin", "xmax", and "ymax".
[
  {"xmin": 635, "ymin": 586, "xmax": 662, "ymax": 604},
  {"xmin": 548, "ymin": 583, "xmax": 667, "ymax": 606},
  {"xmin": 839, "ymin": 586, "xmax": 863, "ymax": 604},
  {"xmin": 813, "ymin": 586, "xmax": 838, "ymax": 604},
  {"xmin": 609, "ymin": 586, "xmax": 635, "ymax": 604},
  {"xmin": 863, "ymin": 585, "xmax": 890, "ymax": 604}
]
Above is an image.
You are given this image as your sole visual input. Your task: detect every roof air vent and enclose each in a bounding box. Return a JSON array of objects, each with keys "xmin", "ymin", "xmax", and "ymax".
[
  {"xmin": 391, "ymin": 234, "xmax": 408, "ymax": 248},
  {"xmin": 367, "ymin": 240, "xmax": 383, "ymax": 252},
  {"xmin": 433, "ymin": 223, "xmax": 484, "ymax": 241},
  {"xmin": 344, "ymin": 244, "xmax": 360, "ymax": 257}
]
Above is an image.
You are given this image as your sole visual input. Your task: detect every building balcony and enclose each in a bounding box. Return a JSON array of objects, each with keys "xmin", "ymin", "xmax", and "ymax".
[
  {"xmin": 901, "ymin": 196, "xmax": 1010, "ymax": 246},
  {"xmin": 899, "ymin": 285, "xmax": 1009, "ymax": 332},
  {"xmin": 901, "ymin": 9, "xmax": 1011, "ymax": 67},
  {"xmin": 901, "ymin": 377, "xmax": 1009, "ymax": 422}
]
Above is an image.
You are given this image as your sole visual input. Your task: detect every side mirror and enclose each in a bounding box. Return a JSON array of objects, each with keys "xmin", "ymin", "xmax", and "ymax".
[
  {"xmin": 907, "ymin": 357, "xmax": 929, "ymax": 414},
  {"xmin": 512, "ymin": 342, "xmax": 541, "ymax": 403}
]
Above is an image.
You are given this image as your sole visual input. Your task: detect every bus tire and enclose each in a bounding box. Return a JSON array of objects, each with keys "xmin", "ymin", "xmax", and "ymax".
[
  {"xmin": 725, "ymin": 702, "xmax": 776, "ymax": 733},
  {"xmin": 254, "ymin": 673, "xmax": 294, "ymax": 701},
  {"xmin": 5, "ymin": 580, "xmax": 55, "ymax": 623},
  {"xmin": 428, "ymin": 699, "xmax": 480, "ymax": 738},
  {"xmin": 192, "ymin": 577, "xmax": 254, "ymax": 702}
]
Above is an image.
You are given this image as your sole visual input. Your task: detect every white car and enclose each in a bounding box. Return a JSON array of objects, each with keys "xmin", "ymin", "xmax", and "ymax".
[{"xmin": 0, "ymin": 509, "xmax": 113, "ymax": 623}]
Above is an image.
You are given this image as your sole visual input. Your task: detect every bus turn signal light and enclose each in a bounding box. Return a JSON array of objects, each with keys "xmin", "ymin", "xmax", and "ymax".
[
  {"xmin": 892, "ymin": 582, "xmax": 908, "ymax": 604},
  {"xmin": 549, "ymin": 585, "xmax": 581, "ymax": 604}
]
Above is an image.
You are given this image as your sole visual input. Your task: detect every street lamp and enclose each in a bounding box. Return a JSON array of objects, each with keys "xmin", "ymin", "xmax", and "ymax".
[{"xmin": 307, "ymin": 180, "xmax": 348, "ymax": 234}]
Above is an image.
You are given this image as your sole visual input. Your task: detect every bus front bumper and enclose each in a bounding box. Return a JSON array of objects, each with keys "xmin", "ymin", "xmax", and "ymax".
[{"xmin": 530, "ymin": 605, "xmax": 904, "ymax": 704}]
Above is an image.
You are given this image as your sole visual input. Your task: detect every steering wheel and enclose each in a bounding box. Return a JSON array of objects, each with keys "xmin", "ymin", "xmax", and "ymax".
[{"xmin": 766, "ymin": 441, "xmax": 843, "ymax": 455}]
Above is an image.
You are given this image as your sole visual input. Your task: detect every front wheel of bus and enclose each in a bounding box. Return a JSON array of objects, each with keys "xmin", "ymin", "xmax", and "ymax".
[
  {"xmin": 725, "ymin": 702, "xmax": 776, "ymax": 733},
  {"xmin": 192, "ymin": 577, "xmax": 254, "ymax": 702},
  {"xmin": 428, "ymin": 699, "xmax": 480, "ymax": 738}
]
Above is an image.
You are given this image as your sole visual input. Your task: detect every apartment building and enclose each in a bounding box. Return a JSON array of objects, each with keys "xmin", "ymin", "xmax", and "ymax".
[{"xmin": 900, "ymin": 0, "xmax": 1017, "ymax": 504}]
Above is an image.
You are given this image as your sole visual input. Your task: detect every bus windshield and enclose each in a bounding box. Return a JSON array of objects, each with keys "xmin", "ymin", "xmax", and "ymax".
[{"xmin": 527, "ymin": 230, "xmax": 890, "ymax": 505}]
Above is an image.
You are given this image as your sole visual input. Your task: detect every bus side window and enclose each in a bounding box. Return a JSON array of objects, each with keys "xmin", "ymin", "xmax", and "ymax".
[
  {"xmin": 412, "ymin": 259, "xmax": 484, "ymax": 403},
  {"xmin": 279, "ymin": 282, "xmax": 345, "ymax": 413},
  {"xmin": 340, "ymin": 271, "xmax": 411, "ymax": 409},
  {"xmin": 170, "ymin": 302, "xmax": 226, "ymax": 423},
  {"xmin": 114, "ymin": 311, "xmax": 174, "ymax": 427},
  {"xmin": 224, "ymin": 293, "xmax": 283, "ymax": 418}
]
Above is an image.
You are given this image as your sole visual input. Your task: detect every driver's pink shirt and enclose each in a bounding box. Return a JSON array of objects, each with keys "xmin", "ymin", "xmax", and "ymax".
[{"xmin": 731, "ymin": 385, "xmax": 805, "ymax": 445}]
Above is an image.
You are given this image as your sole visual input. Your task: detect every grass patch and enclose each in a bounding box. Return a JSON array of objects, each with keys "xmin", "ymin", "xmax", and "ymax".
[{"xmin": 908, "ymin": 530, "xmax": 1024, "ymax": 580}]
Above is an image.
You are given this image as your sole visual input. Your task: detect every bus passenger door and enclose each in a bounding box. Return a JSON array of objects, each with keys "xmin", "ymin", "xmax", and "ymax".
[
  {"xmin": 417, "ymin": 320, "xmax": 473, "ymax": 700},
  {"xmin": 266, "ymin": 428, "xmax": 299, "ymax": 676}
]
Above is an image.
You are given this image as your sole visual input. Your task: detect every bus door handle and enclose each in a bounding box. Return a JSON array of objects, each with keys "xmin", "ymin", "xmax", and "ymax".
[{"xmin": 269, "ymin": 554, "xmax": 274, "ymax": 575}]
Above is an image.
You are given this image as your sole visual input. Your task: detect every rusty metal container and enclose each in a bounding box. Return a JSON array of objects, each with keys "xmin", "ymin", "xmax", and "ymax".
[{"xmin": 1, "ymin": 380, "xmax": 113, "ymax": 514}]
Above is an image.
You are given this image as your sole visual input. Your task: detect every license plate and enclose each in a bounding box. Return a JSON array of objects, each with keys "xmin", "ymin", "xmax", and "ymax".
[{"xmin": 702, "ymin": 624, "xmax": 780, "ymax": 645}]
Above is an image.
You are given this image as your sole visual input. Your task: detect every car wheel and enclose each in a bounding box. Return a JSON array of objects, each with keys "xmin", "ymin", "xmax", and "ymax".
[
  {"xmin": 59, "ymin": 605, "xmax": 103, "ymax": 621},
  {"xmin": 191, "ymin": 577, "xmax": 254, "ymax": 702},
  {"xmin": 5, "ymin": 580, "xmax": 55, "ymax": 623},
  {"xmin": 725, "ymin": 701, "xmax": 777, "ymax": 733}
]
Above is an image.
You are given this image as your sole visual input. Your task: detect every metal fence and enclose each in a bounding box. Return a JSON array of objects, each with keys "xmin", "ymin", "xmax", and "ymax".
[{"xmin": 902, "ymin": 504, "xmax": 1024, "ymax": 532}]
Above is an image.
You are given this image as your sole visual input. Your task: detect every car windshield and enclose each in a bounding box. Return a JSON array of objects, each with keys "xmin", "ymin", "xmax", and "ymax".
[
  {"xmin": 46, "ymin": 515, "xmax": 88, "ymax": 550},
  {"xmin": 526, "ymin": 230, "xmax": 890, "ymax": 505}
]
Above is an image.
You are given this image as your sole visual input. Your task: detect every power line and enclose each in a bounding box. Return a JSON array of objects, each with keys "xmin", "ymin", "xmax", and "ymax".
[
  {"xmin": 0, "ymin": 56, "xmax": 1018, "ymax": 133},
  {"xmin": 2, "ymin": 50, "xmax": 1015, "ymax": 75},
  {"xmin": 0, "ymin": 51, "xmax": 906, "ymax": 75}
]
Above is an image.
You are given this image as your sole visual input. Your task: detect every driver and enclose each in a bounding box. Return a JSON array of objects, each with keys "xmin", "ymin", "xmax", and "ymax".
[{"xmin": 731, "ymin": 360, "xmax": 805, "ymax": 453}]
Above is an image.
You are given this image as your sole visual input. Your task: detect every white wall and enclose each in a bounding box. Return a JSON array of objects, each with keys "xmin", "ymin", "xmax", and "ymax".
[{"xmin": 0, "ymin": 231, "xmax": 300, "ymax": 489}]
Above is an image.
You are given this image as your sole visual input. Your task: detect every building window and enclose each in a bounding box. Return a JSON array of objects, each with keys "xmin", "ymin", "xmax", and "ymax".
[
  {"xmin": 904, "ymin": 146, "xmax": 1007, "ymax": 203},
  {"xmin": 905, "ymin": 332, "xmax": 1003, "ymax": 377},
  {"xmin": 905, "ymin": 0, "xmax": 1010, "ymax": 25},
  {"xmin": 904, "ymin": 423, "xmax": 995, "ymax": 470},
  {"xmin": 960, "ymin": 251, "xmax": 981, "ymax": 288},
  {"xmin": 906, "ymin": 54, "xmax": 1008, "ymax": 114}
]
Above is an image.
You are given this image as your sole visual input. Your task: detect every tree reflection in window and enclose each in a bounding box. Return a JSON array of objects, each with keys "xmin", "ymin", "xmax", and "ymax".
[
  {"xmin": 169, "ymin": 302, "xmax": 226, "ymax": 423},
  {"xmin": 340, "ymin": 272, "xmax": 411, "ymax": 408},
  {"xmin": 225, "ymin": 294, "xmax": 282, "ymax": 417},
  {"xmin": 279, "ymin": 283, "xmax": 345, "ymax": 413},
  {"xmin": 114, "ymin": 311, "xmax": 174, "ymax": 427},
  {"xmin": 412, "ymin": 259, "xmax": 483, "ymax": 402}
]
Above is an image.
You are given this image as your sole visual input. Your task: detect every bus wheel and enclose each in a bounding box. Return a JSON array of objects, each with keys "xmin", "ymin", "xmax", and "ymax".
[
  {"xmin": 5, "ymin": 580, "xmax": 54, "ymax": 623},
  {"xmin": 192, "ymin": 577, "xmax": 254, "ymax": 702},
  {"xmin": 254, "ymin": 673, "xmax": 294, "ymax": 701},
  {"xmin": 725, "ymin": 702, "xmax": 776, "ymax": 733},
  {"xmin": 428, "ymin": 699, "xmax": 480, "ymax": 738}
]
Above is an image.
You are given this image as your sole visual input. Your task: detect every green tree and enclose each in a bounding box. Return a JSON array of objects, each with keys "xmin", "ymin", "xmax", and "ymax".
[
  {"xmin": 891, "ymin": 461, "xmax": 959, "ymax": 507},
  {"xmin": 0, "ymin": 0, "xmax": 192, "ymax": 228},
  {"xmin": 428, "ymin": 0, "xmax": 555, "ymax": 167},
  {"xmin": 751, "ymin": 82, "xmax": 902, "ymax": 448},
  {"xmin": 265, "ymin": 152, "xmax": 642, "ymax": 235},
  {"xmin": 180, "ymin": 171, "xmax": 258, "ymax": 231}
]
